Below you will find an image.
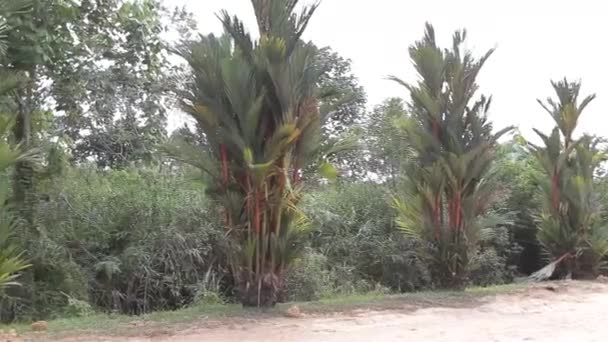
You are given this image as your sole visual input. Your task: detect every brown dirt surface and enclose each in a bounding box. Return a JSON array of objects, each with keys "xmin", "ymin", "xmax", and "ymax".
[{"xmin": 28, "ymin": 281, "xmax": 608, "ymax": 342}]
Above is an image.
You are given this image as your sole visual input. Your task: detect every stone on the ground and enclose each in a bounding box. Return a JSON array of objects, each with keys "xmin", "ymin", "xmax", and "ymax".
[
  {"xmin": 30, "ymin": 321, "xmax": 48, "ymax": 332},
  {"xmin": 285, "ymin": 305, "xmax": 302, "ymax": 318}
]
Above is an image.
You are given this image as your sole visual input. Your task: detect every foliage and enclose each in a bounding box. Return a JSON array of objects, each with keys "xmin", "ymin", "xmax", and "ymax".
[
  {"xmin": 2, "ymin": 0, "xmax": 87, "ymax": 224},
  {"xmin": 365, "ymin": 97, "xmax": 408, "ymax": 183},
  {"xmin": 469, "ymin": 225, "xmax": 521, "ymax": 286},
  {"xmin": 305, "ymin": 183, "xmax": 432, "ymax": 292},
  {"xmin": 391, "ymin": 24, "xmax": 513, "ymax": 288},
  {"xmin": 527, "ymin": 79, "xmax": 608, "ymax": 279},
  {"xmin": 0, "ymin": 167, "xmax": 225, "ymax": 320},
  {"xmin": 493, "ymin": 141, "xmax": 544, "ymax": 274},
  {"xmin": 51, "ymin": 0, "xmax": 176, "ymax": 168},
  {"xmin": 169, "ymin": 0, "xmax": 332, "ymax": 307},
  {"xmin": 284, "ymin": 249, "xmax": 333, "ymax": 301},
  {"xmin": 0, "ymin": 115, "xmax": 31, "ymax": 293},
  {"xmin": 315, "ymin": 47, "xmax": 367, "ymax": 179},
  {"xmin": 62, "ymin": 294, "xmax": 94, "ymax": 318},
  {"xmin": 0, "ymin": 0, "xmax": 34, "ymax": 295},
  {"xmin": 0, "ymin": 0, "xmax": 605, "ymax": 323},
  {"xmin": 192, "ymin": 269, "xmax": 225, "ymax": 305}
]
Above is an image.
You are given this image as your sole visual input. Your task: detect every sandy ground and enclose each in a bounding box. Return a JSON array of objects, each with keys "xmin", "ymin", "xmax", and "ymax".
[{"xmin": 33, "ymin": 281, "xmax": 608, "ymax": 342}]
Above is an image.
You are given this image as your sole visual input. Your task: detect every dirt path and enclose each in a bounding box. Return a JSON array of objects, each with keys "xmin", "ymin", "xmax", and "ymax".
[{"xmin": 42, "ymin": 281, "xmax": 608, "ymax": 342}]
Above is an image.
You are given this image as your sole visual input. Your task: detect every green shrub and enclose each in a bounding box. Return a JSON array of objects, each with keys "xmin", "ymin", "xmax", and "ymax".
[
  {"xmin": 469, "ymin": 248, "xmax": 514, "ymax": 286},
  {"xmin": 304, "ymin": 183, "xmax": 432, "ymax": 292},
  {"xmin": 378, "ymin": 238, "xmax": 433, "ymax": 292},
  {"xmin": 63, "ymin": 294, "xmax": 94, "ymax": 318},
  {"xmin": 2, "ymin": 166, "xmax": 227, "ymax": 320},
  {"xmin": 285, "ymin": 249, "xmax": 392, "ymax": 301},
  {"xmin": 469, "ymin": 226, "xmax": 521, "ymax": 286},
  {"xmin": 285, "ymin": 249, "xmax": 333, "ymax": 301},
  {"xmin": 192, "ymin": 269, "xmax": 225, "ymax": 305}
]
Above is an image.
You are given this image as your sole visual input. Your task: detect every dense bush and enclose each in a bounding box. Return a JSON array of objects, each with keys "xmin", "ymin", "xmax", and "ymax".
[
  {"xmin": 300, "ymin": 181, "xmax": 520, "ymax": 292},
  {"xmin": 0, "ymin": 167, "xmax": 226, "ymax": 320},
  {"xmin": 303, "ymin": 183, "xmax": 432, "ymax": 293},
  {"xmin": 284, "ymin": 249, "xmax": 333, "ymax": 301},
  {"xmin": 469, "ymin": 226, "xmax": 522, "ymax": 286},
  {"xmin": 493, "ymin": 143, "xmax": 544, "ymax": 275}
]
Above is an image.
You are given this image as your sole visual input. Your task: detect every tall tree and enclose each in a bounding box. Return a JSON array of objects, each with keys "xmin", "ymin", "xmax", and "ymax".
[
  {"xmin": 173, "ymin": 45, "xmax": 365, "ymax": 181},
  {"xmin": 51, "ymin": 0, "xmax": 176, "ymax": 168},
  {"xmin": 169, "ymin": 0, "xmax": 332, "ymax": 306},
  {"xmin": 312, "ymin": 47, "xmax": 366, "ymax": 180},
  {"xmin": 317, "ymin": 48, "xmax": 366, "ymax": 137},
  {"xmin": 3, "ymin": 0, "xmax": 77, "ymax": 223},
  {"xmin": 0, "ymin": 0, "xmax": 177, "ymax": 226},
  {"xmin": 0, "ymin": 0, "xmax": 35, "ymax": 292},
  {"xmin": 528, "ymin": 79, "xmax": 608, "ymax": 279},
  {"xmin": 366, "ymin": 97, "xmax": 408, "ymax": 183},
  {"xmin": 391, "ymin": 24, "xmax": 512, "ymax": 288}
]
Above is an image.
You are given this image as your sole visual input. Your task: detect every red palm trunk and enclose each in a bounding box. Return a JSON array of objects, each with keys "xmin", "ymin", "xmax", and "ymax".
[
  {"xmin": 551, "ymin": 172, "xmax": 560, "ymax": 212},
  {"xmin": 219, "ymin": 144, "xmax": 231, "ymax": 227},
  {"xmin": 220, "ymin": 144, "xmax": 229, "ymax": 188},
  {"xmin": 254, "ymin": 190, "xmax": 262, "ymax": 234},
  {"xmin": 434, "ymin": 193, "xmax": 441, "ymax": 240}
]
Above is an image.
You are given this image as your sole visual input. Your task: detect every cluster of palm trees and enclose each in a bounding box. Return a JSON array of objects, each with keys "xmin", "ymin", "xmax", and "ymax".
[
  {"xmin": 529, "ymin": 80, "xmax": 608, "ymax": 279},
  {"xmin": 170, "ymin": 0, "xmax": 327, "ymax": 306},
  {"xmin": 391, "ymin": 25, "xmax": 512, "ymax": 288},
  {"xmin": 171, "ymin": 0, "xmax": 608, "ymax": 306}
]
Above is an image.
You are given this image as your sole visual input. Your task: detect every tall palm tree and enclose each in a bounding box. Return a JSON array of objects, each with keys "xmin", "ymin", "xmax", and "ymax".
[
  {"xmin": 528, "ymin": 79, "xmax": 608, "ymax": 279},
  {"xmin": 169, "ymin": 0, "xmax": 330, "ymax": 306},
  {"xmin": 391, "ymin": 24, "xmax": 512, "ymax": 288}
]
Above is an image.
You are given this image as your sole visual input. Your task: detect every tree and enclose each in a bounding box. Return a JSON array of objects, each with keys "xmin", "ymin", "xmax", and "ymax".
[
  {"xmin": 169, "ymin": 0, "xmax": 331, "ymax": 306},
  {"xmin": 528, "ymin": 79, "xmax": 608, "ymax": 279},
  {"xmin": 317, "ymin": 48, "xmax": 366, "ymax": 138},
  {"xmin": 2, "ymin": 0, "xmax": 76, "ymax": 223},
  {"xmin": 0, "ymin": 0, "xmax": 179, "ymax": 229},
  {"xmin": 312, "ymin": 47, "xmax": 366, "ymax": 180},
  {"xmin": 0, "ymin": 0, "xmax": 34, "ymax": 291},
  {"xmin": 391, "ymin": 24, "xmax": 512, "ymax": 288},
  {"xmin": 366, "ymin": 97, "xmax": 408, "ymax": 183},
  {"xmin": 51, "ymin": 0, "xmax": 176, "ymax": 168},
  {"xmin": 0, "ymin": 115, "xmax": 32, "ymax": 292},
  {"xmin": 173, "ymin": 45, "xmax": 365, "ymax": 182}
]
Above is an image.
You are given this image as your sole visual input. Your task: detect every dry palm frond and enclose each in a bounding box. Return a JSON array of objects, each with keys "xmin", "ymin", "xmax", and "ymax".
[{"xmin": 527, "ymin": 253, "xmax": 571, "ymax": 282}]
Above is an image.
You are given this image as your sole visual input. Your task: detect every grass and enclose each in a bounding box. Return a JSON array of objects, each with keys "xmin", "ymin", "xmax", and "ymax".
[{"xmin": 0, "ymin": 283, "xmax": 528, "ymax": 337}]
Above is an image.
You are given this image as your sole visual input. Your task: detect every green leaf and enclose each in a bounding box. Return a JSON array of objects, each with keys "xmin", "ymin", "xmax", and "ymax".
[{"xmin": 319, "ymin": 162, "xmax": 338, "ymax": 180}]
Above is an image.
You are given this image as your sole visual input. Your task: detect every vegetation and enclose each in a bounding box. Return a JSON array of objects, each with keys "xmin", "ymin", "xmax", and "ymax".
[
  {"xmin": 391, "ymin": 24, "xmax": 513, "ymax": 288},
  {"xmin": 528, "ymin": 80, "xmax": 608, "ymax": 279},
  {"xmin": 0, "ymin": 0, "xmax": 33, "ymax": 293},
  {"xmin": 168, "ymin": 0, "xmax": 335, "ymax": 307},
  {"xmin": 0, "ymin": 0, "xmax": 601, "ymax": 324}
]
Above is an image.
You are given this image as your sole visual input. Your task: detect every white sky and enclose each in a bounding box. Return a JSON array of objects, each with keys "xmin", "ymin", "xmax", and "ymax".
[{"xmin": 170, "ymin": 0, "xmax": 607, "ymax": 139}]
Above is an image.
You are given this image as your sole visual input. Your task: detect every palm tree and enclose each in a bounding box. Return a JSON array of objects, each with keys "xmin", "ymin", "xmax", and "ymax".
[
  {"xmin": 168, "ymin": 0, "xmax": 330, "ymax": 306},
  {"xmin": 391, "ymin": 24, "xmax": 512, "ymax": 288},
  {"xmin": 528, "ymin": 79, "xmax": 608, "ymax": 279}
]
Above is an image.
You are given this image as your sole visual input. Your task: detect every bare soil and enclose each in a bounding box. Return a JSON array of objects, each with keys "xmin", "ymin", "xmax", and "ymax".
[{"xmin": 28, "ymin": 280, "xmax": 608, "ymax": 342}]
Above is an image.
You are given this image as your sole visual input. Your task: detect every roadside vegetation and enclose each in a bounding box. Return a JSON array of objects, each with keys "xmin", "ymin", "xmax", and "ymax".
[{"xmin": 0, "ymin": 0, "xmax": 604, "ymax": 334}]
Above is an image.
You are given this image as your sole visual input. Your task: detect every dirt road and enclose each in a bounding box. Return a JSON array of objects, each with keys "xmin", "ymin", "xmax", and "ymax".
[{"xmin": 47, "ymin": 281, "xmax": 608, "ymax": 342}]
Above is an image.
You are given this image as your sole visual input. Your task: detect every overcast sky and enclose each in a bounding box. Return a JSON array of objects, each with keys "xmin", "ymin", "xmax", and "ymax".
[{"xmin": 172, "ymin": 0, "xmax": 607, "ymax": 139}]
